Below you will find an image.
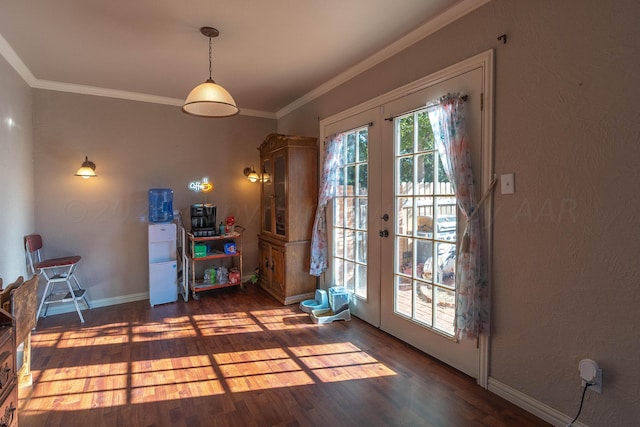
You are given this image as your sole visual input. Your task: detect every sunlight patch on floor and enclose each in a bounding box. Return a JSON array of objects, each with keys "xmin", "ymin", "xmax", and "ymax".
[
  {"xmin": 192, "ymin": 312, "xmax": 264, "ymax": 336},
  {"xmin": 27, "ymin": 308, "xmax": 398, "ymax": 407}
]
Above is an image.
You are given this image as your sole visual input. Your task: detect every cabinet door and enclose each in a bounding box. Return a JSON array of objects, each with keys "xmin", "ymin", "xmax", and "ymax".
[
  {"xmin": 273, "ymin": 152, "xmax": 287, "ymax": 237},
  {"xmin": 271, "ymin": 244, "xmax": 285, "ymax": 295},
  {"xmin": 149, "ymin": 260, "xmax": 177, "ymax": 306},
  {"xmin": 259, "ymin": 240, "xmax": 272, "ymax": 287}
]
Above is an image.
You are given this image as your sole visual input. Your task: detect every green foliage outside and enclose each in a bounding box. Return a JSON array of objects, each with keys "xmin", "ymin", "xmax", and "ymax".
[
  {"xmin": 341, "ymin": 111, "xmax": 448, "ymax": 187},
  {"xmin": 397, "ymin": 112, "xmax": 448, "ymax": 184}
]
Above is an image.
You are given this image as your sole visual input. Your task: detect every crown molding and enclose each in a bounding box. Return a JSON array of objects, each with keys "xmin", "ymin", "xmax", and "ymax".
[
  {"xmin": 0, "ymin": 34, "xmax": 275, "ymax": 119},
  {"xmin": 276, "ymin": 0, "xmax": 491, "ymax": 119},
  {"xmin": 32, "ymin": 79, "xmax": 185, "ymax": 106},
  {"xmin": 0, "ymin": 33, "xmax": 36, "ymax": 85},
  {"xmin": 1, "ymin": 0, "xmax": 489, "ymax": 121}
]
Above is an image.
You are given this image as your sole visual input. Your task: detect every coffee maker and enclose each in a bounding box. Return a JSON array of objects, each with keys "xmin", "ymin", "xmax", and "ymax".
[{"xmin": 190, "ymin": 203, "xmax": 216, "ymax": 236}]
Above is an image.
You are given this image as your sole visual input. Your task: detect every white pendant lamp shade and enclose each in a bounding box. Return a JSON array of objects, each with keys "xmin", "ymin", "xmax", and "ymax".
[
  {"xmin": 182, "ymin": 27, "xmax": 239, "ymax": 118},
  {"xmin": 182, "ymin": 78, "xmax": 239, "ymax": 117}
]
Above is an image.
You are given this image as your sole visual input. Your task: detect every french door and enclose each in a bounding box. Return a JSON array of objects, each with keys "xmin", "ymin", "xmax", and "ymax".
[
  {"xmin": 379, "ymin": 66, "xmax": 484, "ymax": 378},
  {"xmin": 321, "ymin": 51, "xmax": 493, "ymax": 382},
  {"xmin": 324, "ymin": 108, "xmax": 382, "ymax": 327}
]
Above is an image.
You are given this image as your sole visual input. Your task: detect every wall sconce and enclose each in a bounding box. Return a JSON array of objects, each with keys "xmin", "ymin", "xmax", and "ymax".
[
  {"xmin": 243, "ymin": 167, "xmax": 271, "ymax": 183},
  {"xmin": 74, "ymin": 156, "xmax": 97, "ymax": 178},
  {"xmin": 243, "ymin": 167, "xmax": 260, "ymax": 183}
]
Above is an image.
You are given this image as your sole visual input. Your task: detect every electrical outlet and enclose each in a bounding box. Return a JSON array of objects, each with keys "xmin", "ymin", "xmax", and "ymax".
[
  {"xmin": 585, "ymin": 367, "xmax": 602, "ymax": 394},
  {"xmin": 579, "ymin": 359, "xmax": 602, "ymax": 394}
]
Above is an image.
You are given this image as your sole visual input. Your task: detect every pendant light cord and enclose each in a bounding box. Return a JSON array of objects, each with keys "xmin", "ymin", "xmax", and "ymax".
[{"xmin": 208, "ymin": 36, "xmax": 213, "ymax": 80}]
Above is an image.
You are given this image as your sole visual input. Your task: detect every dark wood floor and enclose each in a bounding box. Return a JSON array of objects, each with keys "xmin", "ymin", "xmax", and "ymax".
[{"xmin": 18, "ymin": 283, "xmax": 549, "ymax": 427}]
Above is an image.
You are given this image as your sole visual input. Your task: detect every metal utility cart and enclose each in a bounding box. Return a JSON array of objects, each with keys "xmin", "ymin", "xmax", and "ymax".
[{"xmin": 184, "ymin": 227, "xmax": 244, "ymax": 300}]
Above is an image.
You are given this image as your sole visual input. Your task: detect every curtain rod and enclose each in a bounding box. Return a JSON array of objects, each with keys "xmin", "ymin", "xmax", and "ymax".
[
  {"xmin": 384, "ymin": 94, "xmax": 468, "ymax": 122},
  {"xmin": 324, "ymin": 121, "xmax": 373, "ymax": 143}
]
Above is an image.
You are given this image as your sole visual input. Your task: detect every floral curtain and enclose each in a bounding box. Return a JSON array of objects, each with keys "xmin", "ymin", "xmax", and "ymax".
[
  {"xmin": 309, "ymin": 133, "xmax": 344, "ymax": 276},
  {"xmin": 428, "ymin": 93, "xmax": 489, "ymax": 340}
]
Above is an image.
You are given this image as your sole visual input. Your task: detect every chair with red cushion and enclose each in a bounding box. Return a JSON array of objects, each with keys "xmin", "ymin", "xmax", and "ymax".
[{"xmin": 25, "ymin": 234, "xmax": 90, "ymax": 323}]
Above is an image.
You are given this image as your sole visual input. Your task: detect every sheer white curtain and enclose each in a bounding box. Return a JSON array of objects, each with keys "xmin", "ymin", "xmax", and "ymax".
[
  {"xmin": 428, "ymin": 93, "xmax": 491, "ymax": 340},
  {"xmin": 309, "ymin": 133, "xmax": 344, "ymax": 276}
]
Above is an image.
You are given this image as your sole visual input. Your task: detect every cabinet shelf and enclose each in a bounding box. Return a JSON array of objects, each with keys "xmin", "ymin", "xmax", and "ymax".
[
  {"xmin": 190, "ymin": 280, "xmax": 239, "ymax": 292},
  {"xmin": 192, "ymin": 252, "xmax": 241, "ymax": 261},
  {"xmin": 188, "ymin": 232, "xmax": 241, "ymax": 242}
]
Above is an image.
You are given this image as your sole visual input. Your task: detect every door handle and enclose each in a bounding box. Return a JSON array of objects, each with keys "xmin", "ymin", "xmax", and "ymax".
[
  {"xmin": 381, "ymin": 213, "xmax": 389, "ymax": 222},
  {"xmin": 379, "ymin": 230, "xmax": 389, "ymax": 238}
]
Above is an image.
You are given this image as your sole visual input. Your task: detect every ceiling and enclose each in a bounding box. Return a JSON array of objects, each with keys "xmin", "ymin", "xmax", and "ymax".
[{"xmin": 0, "ymin": 0, "xmax": 485, "ymax": 118}]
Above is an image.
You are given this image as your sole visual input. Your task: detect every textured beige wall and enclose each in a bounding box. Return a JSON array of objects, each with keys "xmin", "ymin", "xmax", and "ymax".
[
  {"xmin": 0, "ymin": 55, "xmax": 35, "ymax": 282},
  {"xmin": 279, "ymin": 0, "xmax": 640, "ymax": 425},
  {"xmin": 33, "ymin": 90, "xmax": 275, "ymax": 302}
]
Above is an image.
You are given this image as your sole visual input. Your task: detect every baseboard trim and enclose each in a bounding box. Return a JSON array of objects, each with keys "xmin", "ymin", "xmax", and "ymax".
[
  {"xmin": 488, "ymin": 377, "xmax": 587, "ymax": 427},
  {"xmin": 40, "ymin": 292, "xmax": 149, "ymax": 317},
  {"xmin": 41, "ymin": 279, "xmax": 256, "ymax": 316}
]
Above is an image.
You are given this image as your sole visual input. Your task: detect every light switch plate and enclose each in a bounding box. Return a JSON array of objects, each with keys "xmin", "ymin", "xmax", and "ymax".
[{"xmin": 501, "ymin": 173, "xmax": 515, "ymax": 194}]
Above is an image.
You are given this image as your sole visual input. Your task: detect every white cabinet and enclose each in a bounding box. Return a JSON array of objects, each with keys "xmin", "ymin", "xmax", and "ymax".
[{"xmin": 148, "ymin": 223, "xmax": 177, "ymax": 306}]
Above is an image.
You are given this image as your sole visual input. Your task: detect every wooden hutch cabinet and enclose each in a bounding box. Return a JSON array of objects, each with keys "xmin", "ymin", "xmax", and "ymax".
[{"xmin": 258, "ymin": 133, "xmax": 318, "ymax": 305}]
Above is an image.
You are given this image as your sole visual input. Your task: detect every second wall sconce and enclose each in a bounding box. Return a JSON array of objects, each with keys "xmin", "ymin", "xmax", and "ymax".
[
  {"xmin": 244, "ymin": 166, "xmax": 270, "ymax": 183},
  {"xmin": 243, "ymin": 167, "xmax": 260, "ymax": 183}
]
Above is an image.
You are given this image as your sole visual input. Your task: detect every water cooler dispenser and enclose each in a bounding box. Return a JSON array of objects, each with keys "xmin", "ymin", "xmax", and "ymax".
[{"xmin": 147, "ymin": 189, "xmax": 177, "ymax": 306}]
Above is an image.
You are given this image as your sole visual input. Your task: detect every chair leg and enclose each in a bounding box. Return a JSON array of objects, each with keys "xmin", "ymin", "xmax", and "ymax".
[
  {"xmin": 36, "ymin": 280, "xmax": 53, "ymax": 320},
  {"xmin": 70, "ymin": 274, "xmax": 90, "ymax": 310},
  {"xmin": 64, "ymin": 279, "xmax": 85, "ymax": 323}
]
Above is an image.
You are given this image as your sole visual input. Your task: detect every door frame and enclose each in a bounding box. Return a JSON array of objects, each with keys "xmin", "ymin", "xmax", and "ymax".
[{"xmin": 319, "ymin": 49, "xmax": 494, "ymax": 387}]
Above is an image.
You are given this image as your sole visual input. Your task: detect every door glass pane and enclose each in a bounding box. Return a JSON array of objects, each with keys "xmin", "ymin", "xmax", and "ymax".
[
  {"xmin": 345, "ymin": 260, "xmax": 355, "ymax": 290},
  {"xmin": 274, "ymin": 155, "xmax": 286, "ymax": 236},
  {"xmin": 394, "ymin": 276, "xmax": 412, "ymax": 317},
  {"xmin": 393, "ymin": 109, "xmax": 458, "ymax": 338},
  {"xmin": 262, "ymin": 159, "xmax": 272, "ymax": 233},
  {"xmin": 397, "ymin": 157, "xmax": 413, "ymax": 195},
  {"xmin": 356, "ymin": 198, "xmax": 367, "ymax": 229},
  {"xmin": 397, "ymin": 197, "xmax": 411, "ymax": 236},
  {"xmin": 358, "ymin": 129, "xmax": 368, "ymax": 161},
  {"xmin": 333, "ymin": 126, "xmax": 369, "ymax": 300},
  {"xmin": 397, "ymin": 115, "xmax": 414, "ymax": 155},
  {"xmin": 346, "ymin": 133, "xmax": 356, "ymax": 163},
  {"xmin": 334, "ymin": 258, "xmax": 344, "ymax": 288},
  {"xmin": 334, "ymin": 228, "xmax": 344, "ymax": 258},
  {"xmin": 416, "ymin": 111, "xmax": 434, "ymax": 152},
  {"xmin": 357, "ymin": 164, "xmax": 368, "ymax": 196},
  {"xmin": 356, "ymin": 230, "xmax": 367, "ymax": 263},
  {"xmin": 435, "ymin": 287, "xmax": 455, "ymax": 336},
  {"xmin": 345, "ymin": 229, "xmax": 355, "ymax": 261},
  {"xmin": 415, "ymin": 282, "xmax": 433, "ymax": 326},
  {"xmin": 345, "ymin": 197, "xmax": 355, "ymax": 229},
  {"xmin": 356, "ymin": 263, "xmax": 367, "ymax": 297}
]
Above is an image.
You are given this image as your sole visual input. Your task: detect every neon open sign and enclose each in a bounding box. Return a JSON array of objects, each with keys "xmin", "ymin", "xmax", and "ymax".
[{"xmin": 188, "ymin": 177, "xmax": 213, "ymax": 193}]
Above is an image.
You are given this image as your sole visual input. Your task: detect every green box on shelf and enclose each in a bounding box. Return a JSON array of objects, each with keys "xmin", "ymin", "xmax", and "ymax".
[{"xmin": 194, "ymin": 243, "xmax": 207, "ymax": 258}]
